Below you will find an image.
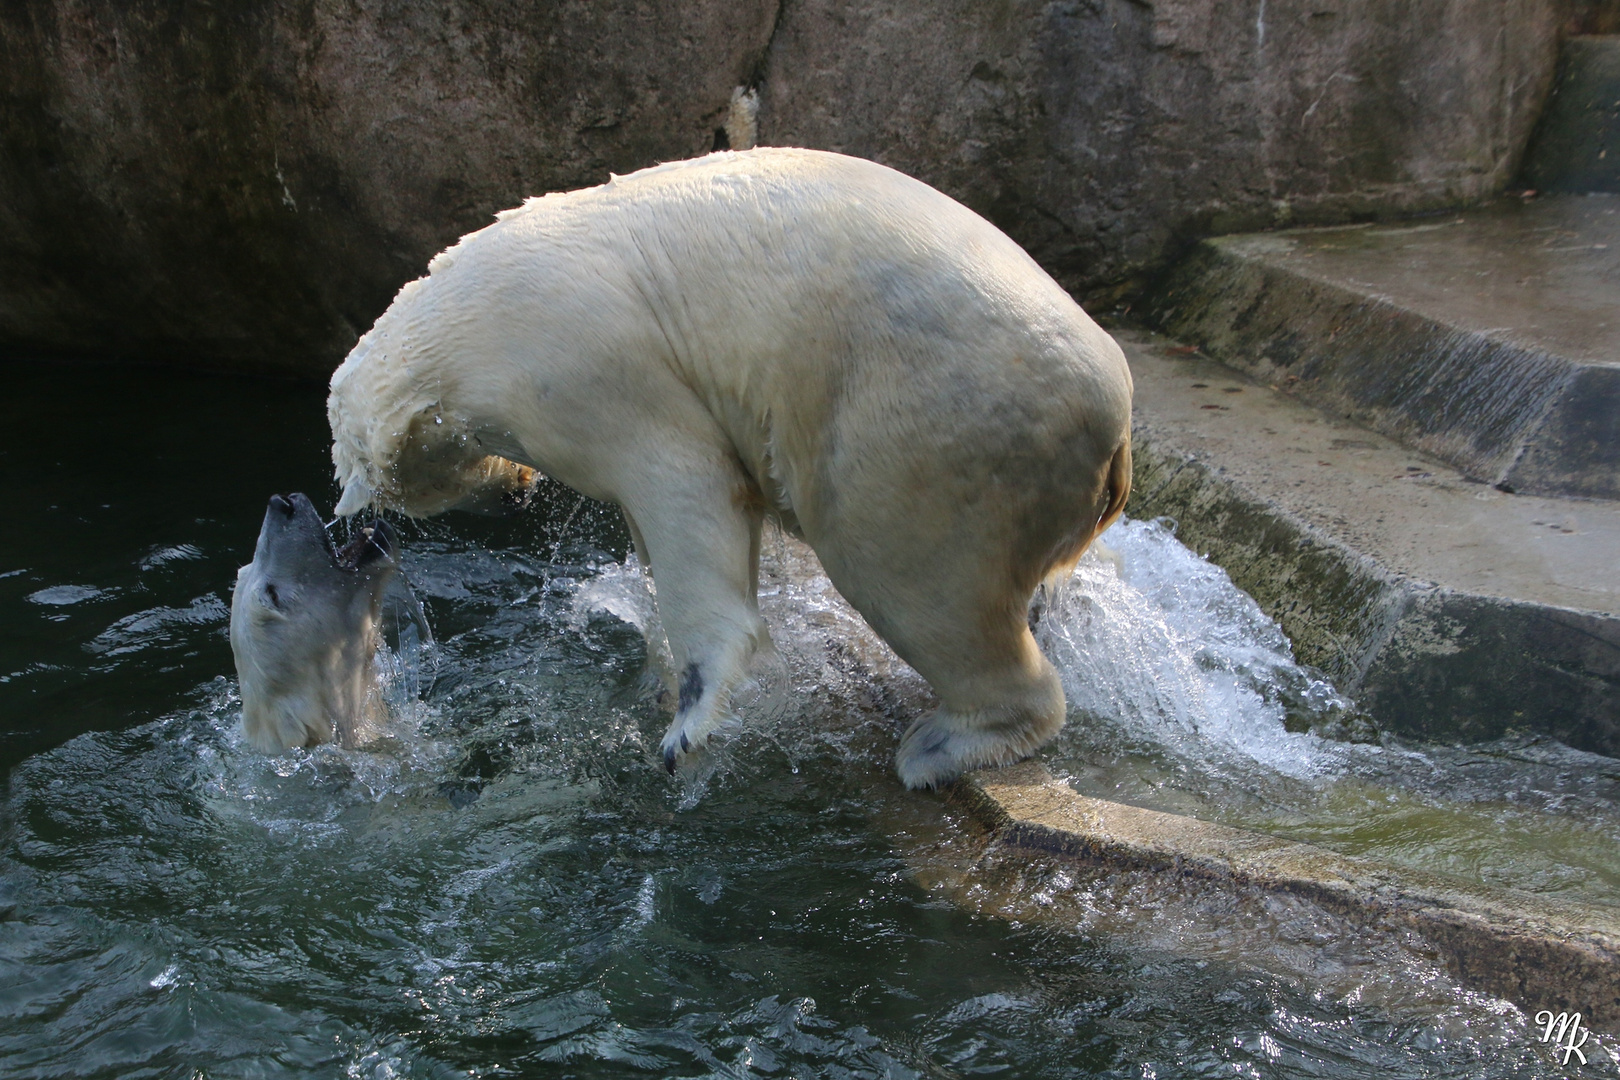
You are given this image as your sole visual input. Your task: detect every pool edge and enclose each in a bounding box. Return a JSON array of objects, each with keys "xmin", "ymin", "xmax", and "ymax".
[{"xmin": 948, "ymin": 760, "xmax": 1620, "ymax": 1033}]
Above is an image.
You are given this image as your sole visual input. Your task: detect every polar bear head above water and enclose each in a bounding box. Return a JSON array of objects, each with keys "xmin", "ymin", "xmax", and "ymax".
[
  {"xmin": 229, "ymin": 493, "xmax": 398, "ymax": 753},
  {"xmin": 325, "ymin": 147, "xmax": 1133, "ymax": 788}
]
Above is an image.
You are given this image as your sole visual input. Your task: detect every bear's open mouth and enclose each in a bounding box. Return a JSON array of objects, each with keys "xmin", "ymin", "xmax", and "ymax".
[
  {"xmin": 265, "ymin": 492, "xmax": 394, "ymax": 573},
  {"xmin": 334, "ymin": 518, "xmax": 395, "ymax": 571}
]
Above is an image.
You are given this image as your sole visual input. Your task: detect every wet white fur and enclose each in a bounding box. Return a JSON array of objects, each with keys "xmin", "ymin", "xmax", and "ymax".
[
  {"xmin": 231, "ymin": 554, "xmax": 388, "ymax": 753},
  {"xmin": 328, "ymin": 148, "xmax": 1132, "ymax": 787}
]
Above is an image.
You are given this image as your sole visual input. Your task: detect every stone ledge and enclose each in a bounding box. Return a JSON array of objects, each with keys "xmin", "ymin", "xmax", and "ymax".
[
  {"xmin": 950, "ymin": 760, "xmax": 1620, "ymax": 1031},
  {"xmin": 1117, "ymin": 328, "xmax": 1620, "ymax": 752},
  {"xmin": 1145, "ymin": 198, "xmax": 1620, "ymax": 501}
]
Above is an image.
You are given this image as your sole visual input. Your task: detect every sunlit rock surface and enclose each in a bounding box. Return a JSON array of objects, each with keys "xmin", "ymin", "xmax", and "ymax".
[{"xmin": 0, "ymin": 0, "xmax": 1562, "ymax": 372}]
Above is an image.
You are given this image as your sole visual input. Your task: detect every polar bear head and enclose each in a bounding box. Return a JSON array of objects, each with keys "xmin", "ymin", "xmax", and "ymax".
[
  {"xmin": 327, "ymin": 281, "xmax": 539, "ymax": 520},
  {"xmin": 229, "ymin": 493, "xmax": 398, "ymax": 753},
  {"xmin": 329, "ymin": 395, "xmax": 538, "ymax": 519}
]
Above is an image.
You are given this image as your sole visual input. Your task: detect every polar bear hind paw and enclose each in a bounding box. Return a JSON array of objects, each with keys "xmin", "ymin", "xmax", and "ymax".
[{"xmin": 894, "ymin": 705, "xmax": 1063, "ymax": 790}]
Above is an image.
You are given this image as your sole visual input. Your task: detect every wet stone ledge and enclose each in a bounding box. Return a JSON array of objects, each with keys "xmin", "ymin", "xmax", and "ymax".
[
  {"xmin": 949, "ymin": 760, "xmax": 1620, "ymax": 1033},
  {"xmin": 1145, "ymin": 197, "xmax": 1620, "ymax": 502},
  {"xmin": 1116, "ymin": 328, "xmax": 1620, "ymax": 755}
]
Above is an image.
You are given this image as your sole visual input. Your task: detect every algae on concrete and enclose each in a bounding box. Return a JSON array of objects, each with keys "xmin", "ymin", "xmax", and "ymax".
[{"xmin": 950, "ymin": 760, "xmax": 1620, "ymax": 1032}]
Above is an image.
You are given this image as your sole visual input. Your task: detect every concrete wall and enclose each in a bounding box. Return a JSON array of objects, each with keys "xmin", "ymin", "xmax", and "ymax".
[
  {"xmin": 0, "ymin": 1, "xmax": 1565, "ymax": 373},
  {"xmin": 760, "ymin": 0, "xmax": 1562, "ymax": 303}
]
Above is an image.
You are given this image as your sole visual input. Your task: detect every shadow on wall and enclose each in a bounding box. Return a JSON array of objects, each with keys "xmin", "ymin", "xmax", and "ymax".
[
  {"xmin": 0, "ymin": 0, "xmax": 1566, "ymax": 375},
  {"xmin": 1570, "ymin": 0, "xmax": 1620, "ymax": 32}
]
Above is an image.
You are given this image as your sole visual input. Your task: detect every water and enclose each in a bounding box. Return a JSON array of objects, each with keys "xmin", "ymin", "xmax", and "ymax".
[
  {"xmin": 0, "ymin": 358, "xmax": 1611, "ymax": 1077},
  {"xmin": 1037, "ymin": 518, "xmax": 1620, "ymax": 904}
]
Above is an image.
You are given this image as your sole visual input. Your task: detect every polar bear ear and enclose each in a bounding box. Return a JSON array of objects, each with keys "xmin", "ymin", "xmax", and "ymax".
[{"xmin": 334, "ymin": 478, "xmax": 373, "ymax": 517}]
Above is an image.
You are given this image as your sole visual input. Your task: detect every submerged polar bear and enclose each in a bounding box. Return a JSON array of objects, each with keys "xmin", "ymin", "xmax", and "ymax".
[
  {"xmin": 231, "ymin": 493, "xmax": 399, "ymax": 753},
  {"xmin": 327, "ymin": 148, "xmax": 1132, "ymax": 788}
]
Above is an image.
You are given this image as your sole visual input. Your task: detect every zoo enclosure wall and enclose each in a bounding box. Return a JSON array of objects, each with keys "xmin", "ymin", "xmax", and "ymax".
[{"xmin": 0, "ymin": 0, "xmax": 1586, "ymax": 375}]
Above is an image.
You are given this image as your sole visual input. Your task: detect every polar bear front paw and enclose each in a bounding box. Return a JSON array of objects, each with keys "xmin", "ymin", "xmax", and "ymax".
[
  {"xmin": 661, "ymin": 662, "xmax": 723, "ymax": 772},
  {"xmin": 661, "ymin": 710, "xmax": 730, "ymax": 772}
]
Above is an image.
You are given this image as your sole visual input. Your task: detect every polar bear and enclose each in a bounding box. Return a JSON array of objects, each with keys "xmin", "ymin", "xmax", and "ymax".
[
  {"xmin": 230, "ymin": 493, "xmax": 399, "ymax": 753},
  {"xmin": 327, "ymin": 148, "xmax": 1132, "ymax": 788}
]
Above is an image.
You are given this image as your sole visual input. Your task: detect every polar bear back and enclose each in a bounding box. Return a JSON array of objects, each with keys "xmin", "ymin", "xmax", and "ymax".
[{"xmin": 329, "ymin": 148, "xmax": 1131, "ymax": 534}]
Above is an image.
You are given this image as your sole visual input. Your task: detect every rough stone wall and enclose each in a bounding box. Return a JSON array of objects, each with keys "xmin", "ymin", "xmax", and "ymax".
[
  {"xmin": 0, "ymin": 0, "xmax": 775, "ymax": 371},
  {"xmin": 0, "ymin": 0, "xmax": 1564, "ymax": 373},
  {"xmin": 759, "ymin": 0, "xmax": 1563, "ymax": 303}
]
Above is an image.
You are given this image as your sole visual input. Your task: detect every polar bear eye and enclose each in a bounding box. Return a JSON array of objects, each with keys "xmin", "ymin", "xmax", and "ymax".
[{"xmin": 261, "ymin": 583, "xmax": 283, "ymax": 609}]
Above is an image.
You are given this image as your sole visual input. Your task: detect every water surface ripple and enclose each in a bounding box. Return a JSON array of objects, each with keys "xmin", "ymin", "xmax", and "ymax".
[{"xmin": 0, "ymin": 362, "xmax": 1604, "ymax": 1077}]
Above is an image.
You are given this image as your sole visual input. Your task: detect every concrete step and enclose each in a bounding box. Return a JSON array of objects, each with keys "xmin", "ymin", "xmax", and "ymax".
[
  {"xmin": 1114, "ymin": 327, "xmax": 1619, "ymax": 753},
  {"xmin": 945, "ymin": 761, "xmax": 1620, "ymax": 1033},
  {"xmin": 1144, "ymin": 195, "xmax": 1620, "ymax": 500}
]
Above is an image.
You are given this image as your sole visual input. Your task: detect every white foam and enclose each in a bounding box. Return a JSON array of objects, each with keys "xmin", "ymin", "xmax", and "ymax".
[{"xmin": 1038, "ymin": 516, "xmax": 1356, "ymax": 781}]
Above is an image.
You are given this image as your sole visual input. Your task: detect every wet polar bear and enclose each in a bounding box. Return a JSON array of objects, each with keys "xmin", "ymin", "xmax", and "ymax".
[
  {"xmin": 231, "ymin": 493, "xmax": 399, "ymax": 753},
  {"xmin": 327, "ymin": 148, "xmax": 1132, "ymax": 788}
]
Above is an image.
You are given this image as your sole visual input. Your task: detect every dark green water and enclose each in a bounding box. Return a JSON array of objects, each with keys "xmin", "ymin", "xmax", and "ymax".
[{"xmin": 0, "ymin": 359, "xmax": 1600, "ymax": 1077}]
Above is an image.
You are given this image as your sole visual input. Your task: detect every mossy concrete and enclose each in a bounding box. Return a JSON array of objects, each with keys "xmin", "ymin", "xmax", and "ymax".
[
  {"xmin": 1145, "ymin": 197, "xmax": 1620, "ymax": 500},
  {"xmin": 1118, "ymin": 328, "xmax": 1620, "ymax": 753},
  {"xmin": 950, "ymin": 760, "xmax": 1620, "ymax": 1031}
]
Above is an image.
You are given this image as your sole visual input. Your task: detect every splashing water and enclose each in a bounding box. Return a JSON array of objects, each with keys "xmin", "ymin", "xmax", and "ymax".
[
  {"xmin": 0, "ymin": 360, "xmax": 1609, "ymax": 1080},
  {"xmin": 1039, "ymin": 516, "xmax": 1359, "ymax": 783},
  {"xmin": 561, "ymin": 518, "xmax": 1620, "ymax": 907},
  {"xmin": 1032, "ymin": 519, "xmax": 1620, "ymax": 903}
]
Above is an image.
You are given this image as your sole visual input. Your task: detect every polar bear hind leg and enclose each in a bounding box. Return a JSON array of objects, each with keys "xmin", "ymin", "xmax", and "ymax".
[
  {"xmin": 809, "ymin": 437, "xmax": 1130, "ymax": 789},
  {"xmin": 837, "ymin": 547, "xmax": 1069, "ymax": 788},
  {"xmin": 889, "ymin": 605, "xmax": 1068, "ymax": 791}
]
